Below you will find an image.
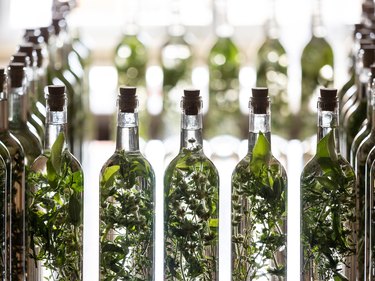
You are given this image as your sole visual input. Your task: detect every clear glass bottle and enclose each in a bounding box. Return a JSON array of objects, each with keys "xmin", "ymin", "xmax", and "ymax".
[
  {"xmin": 99, "ymin": 87, "xmax": 155, "ymax": 280},
  {"xmin": 300, "ymin": 0, "xmax": 334, "ymax": 140},
  {"xmin": 231, "ymin": 87, "xmax": 287, "ymax": 280},
  {"xmin": 0, "ymin": 67, "xmax": 26, "ymax": 281},
  {"xmin": 343, "ymin": 45, "xmax": 375, "ymax": 162},
  {"xmin": 256, "ymin": 0, "xmax": 289, "ymax": 139},
  {"xmin": 300, "ymin": 88, "xmax": 356, "ymax": 280},
  {"xmin": 205, "ymin": 0, "xmax": 246, "ymax": 140},
  {"xmin": 160, "ymin": 0, "xmax": 193, "ymax": 140},
  {"xmin": 355, "ymin": 70, "xmax": 375, "ymax": 280},
  {"xmin": 164, "ymin": 89, "xmax": 219, "ymax": 280},
  {"xmin": 7, "ymin": 63, "xmax": 42, "ymax": 164},
  {"xmin": 0, "ymin": 68, "xmax": 12, "ymax": 281},
  {"xmin": 28, "ymin": 85, "xmax": 84, "ymax": 280}
]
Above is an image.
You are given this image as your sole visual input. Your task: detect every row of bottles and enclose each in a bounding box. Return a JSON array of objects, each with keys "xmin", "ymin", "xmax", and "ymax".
[
  {"xmin": 0, "ymin": 0, "xmax": 90, "ymax": 279},
  {"xmin": 114, "ymin": 0, "xmax": 334, "ymax": 142}
]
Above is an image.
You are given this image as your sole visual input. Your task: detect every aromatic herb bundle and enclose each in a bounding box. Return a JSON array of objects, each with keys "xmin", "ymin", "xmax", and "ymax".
[
  {"xmin": 301, "ymin": 130, "xmax": 355, "ymax": 280},
  {"xmin": 164, "ymin": 145, "xmax": 219, "ymax": 280},
  {"xmin": 99, "ymin": 150, "xmax": 155, "ymax": 280},
  {"xmin": 232, "ymin": 132, "xmax": 287, "ymax": 280},
  {"xmin": 28, "ymin": 133, "xmax": 83, "ymax": 280}
]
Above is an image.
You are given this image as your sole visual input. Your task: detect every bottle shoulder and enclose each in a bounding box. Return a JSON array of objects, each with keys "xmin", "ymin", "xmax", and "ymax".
[{"xmin": 0, "ymin": 131, "xmax": 25, "ymax": 158}]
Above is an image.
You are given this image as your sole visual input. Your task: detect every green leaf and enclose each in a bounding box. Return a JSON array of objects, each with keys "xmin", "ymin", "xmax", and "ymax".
[
  {"xmin": 250, "ymin": 132, "xmax": 271, "ymax": 174},
  {"xmin": 68, "ymin": 193, "xmax": 82, "ymax": 226},
  {"xmin": 50, "ymin": 132, "xmax": 65, "ymax": 173},
  {"xmin": 316, "ymin": 130, "xmax": 337, "ymax": 162},
  {"xmin": 209, "ymin": 218, "xmax": 218, "ymax": 228},
  {"xmin": 103, "ymin": 165, "xmax": 120, "ymax": 182}
]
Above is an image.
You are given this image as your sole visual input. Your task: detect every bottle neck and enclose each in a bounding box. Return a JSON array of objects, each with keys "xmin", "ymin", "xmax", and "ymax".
[
  {"xmin": 357, "ymin": 66, "xmax": 371, "ymax": 100},
  {"xmin": 116, "ymin": 112, "xmax": 140, "ymax": 152},
  {"xmin": 8, "ymin": 86, "xmax": 28, "ymax": 127},
  {"xmin": 317, "ymin": 107, "xmax": 340, "ymax": 154},
  {"xmin": 44, "ymin": 110, "xmax": 68, "ymax": 151},
  {"xmin": 214, "ymin": 0, "xmax": 233, "ymax": 38},
  {"xmin": 367, "ymin": 78, "xmax": 374, "ymax": 122},
  {"xmin": 311, "ymin": 0, "xmax": 325, "ymax": 37},
  {"xmin": 0, "ymin": 98, "xmax": 8, "ymax": 131},
  {"xmin": 180, "ymin": 112, "xmax": 203, "ymax": 150},
  {"xmin": 248, "ymin": 112, "xmax": 271, "ymax": 152}
]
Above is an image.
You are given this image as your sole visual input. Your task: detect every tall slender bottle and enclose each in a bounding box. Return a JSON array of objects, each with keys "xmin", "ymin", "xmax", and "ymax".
[
  {"xmin": 164, "ymin": 89, "xmax": 219, "ymax": 280},
  {"xmin": 28, "ymin": 85, "xmax": 84, "ymax": 280},
  {"xmin": 0, "ymin": 68, "xmax": 26, "ymax": 280},
  {"xmin": 0, "ymin": 68, "xmax": 12, "ymax": 281},
  {"xmin": 99, "ymin": 87, "xmax": 155, "ymax": 280},
  {"xmin": 256, "ymin": 0, "xmax": 289, "ymax": 139},
  {"xmin": 300, "ymin": 0, "xmax": 334, "ymax": 140},
  {"xmin": 300, "ymin": 88, "xmax": 356, "ymax": 280},
  {"xmin": 160, "ymin": 0, "xmax": 193, "ymax": 140},
  {"xmin": 355, "ymin": 70, "xmax": 375, "ymax": 280},
  {"xmin": 114, "ymin": 0, "xmax": 149, "ymax": 141},
  {"xmin": 343, "ymin": 45, "xmax": 375, "ymax": 161},
  {"xmin": 206, "ymin": 0, "xmax": 245, "ymax": 140},
  {"xmin": 231, "ymin": 88, "xmax": 287, "ymax": 280}
]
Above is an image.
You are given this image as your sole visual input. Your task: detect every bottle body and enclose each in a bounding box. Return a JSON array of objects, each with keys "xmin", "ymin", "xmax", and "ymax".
[
  {"xmin": 99, "ymin": 151, "xmax": 155, "ymax": 280},
  {"xmin": 231, "ymin": 132, "xmax": 287, "ymax": 280}
]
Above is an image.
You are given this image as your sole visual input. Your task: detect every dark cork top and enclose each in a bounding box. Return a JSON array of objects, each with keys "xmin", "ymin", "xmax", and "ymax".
[
  {"xmin": 8, "ymin": 63, "xmax": 25, "ymax": 88},
  {"xmin": 363, "ymin": 45, "xmax": 375, "ymax": 68},
  {"xmin": 251, "ymin": 87, "xmax": 269, "ymax": 114},
  {"xmin": 182, "ymin": 89, "xmax": 201, "ymax": 115},
  {"xmin": 118, "ymin": 86, "xmax": 138, "ymax": 113},
  {"xmin": 0, "ymin": 68, "xmax": 5, "ymax": 93},
  {"xmin": 11, "ymin": 52, "xmax": 28, "ymax": 65},
  {"xmin": 47, "ymin": 85, "xmax": 66, "ymax": 111},
  {"xmin": 319, "ymin": 88, "xmax": 337, "ymax": 111},
  {"xmin": 18, "ymin": 43, "xmax": 35, "ymax": 64}
]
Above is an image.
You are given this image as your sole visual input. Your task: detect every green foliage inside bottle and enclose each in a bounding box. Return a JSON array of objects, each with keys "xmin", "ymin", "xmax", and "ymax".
[
  {"xmin": 300, "ymin": 36, "xmax": 334, "ymax": 139},
  {"xmin": 232, "ymin": 132, "xmax": 287, "ymax": 279},
  {"xmin": 0, "ymin": 155, "xmax": 6, "ymax": 279},
  {"xmin": 301, "ymin": 130, "xmax": 355, "ymax": 279},
  {"xmin": 164, "ymin": 145, "xmax": 219, "ymax": 280},
  {"xmin": 256, "ymin": 38, "xmax": 289, "ymax": 139},
  {"xmin": 99, "ymin": 150, "xmax": 155, "ymax": 280},
  {"xmin": 206, "ymin": 37, "xmax": 245, "ymax": 139},
  {"xmin": 28, "ymin": 133, "xmax": 83, "ymax": 280}
]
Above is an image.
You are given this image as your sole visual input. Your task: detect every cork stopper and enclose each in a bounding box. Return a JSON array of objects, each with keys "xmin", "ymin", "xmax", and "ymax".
[
  {"xmin": 182, "ymin": 89, "xmax": 202, "ymax": 115},
  {"xmin": 250, "ymin": 87, "xmax": 269, "ymax": 114},
  {"xmin": 0, "ymin": 68, "xmax": 5, "ymax": 93},
  {"xmin": 319, "ymin": 88, "xmax": 337, "ymax": 111},
  {"xmin": 7, "ymin": 63, "xmax": 25, "ymax": 88},
  {"xmin": 34, "ymin": 46, "xmax": 43, "ymax": 68},
  {"xmin": 371, "ymin": 63, "xmax": 375, "ymax": 80},
  {"xmin": 46, "ymin": 85, "xmax": 66, "ymax": 111},
  {"xmin": 363, "ymin": 45, "xmax": 375, "ymax": 68},
  {"xmin": 39, "ymin": 26, "xmax": 52, "ymax": 43},
  {"xmin": 118, "ymin": 86, "xmax": 138, "ymax": 113},
  {"xmin": 27, "ymin": 34, "xmax": 44, "ymax": 45},
  {"xmin": 18, "ymin": 43, "xmax": 35, "ymax": 64},
  {"xmin": 10, "ymin": 52, "xmax": 29, "ymax": 66}
]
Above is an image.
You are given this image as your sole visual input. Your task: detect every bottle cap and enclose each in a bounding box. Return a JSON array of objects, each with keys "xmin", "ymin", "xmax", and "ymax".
[
  {"xmin": 7, "ymin": 63, "xmax": 25, "ymax": 88},
  {"xmin": 362, "ymin": 45, "xmax": 375, "ymax": 68},
  {"xmin": 34, "ymin": 46, "xmax": 43, "ymax": 67},
  {"xmin": 18, "ymin": 43, "xmax": 35, "ymax": 64},
  {"xmin": 39, "ymin": 26, "xmax": 52, "ymax": 43},
  {"xmin": 250, "ymin": 87, "xmax": 269, "ymax": 114},
  {"xmin": 319, "ymin": 88, "xmax": 337, "ymax": 111},
  {"xmin": 182, "ymin": 89, "xmax": 202, "ymax": 115},
  {"xmin": 46, "ymin": 85, "xmax": 66, "ymax": 111},
  {"xmin": 27, "ymin": 34, "xmax": 44, "ymax": 45},
  {"xmin": 371, "ymin": 63, "xmax": 375, "ymax": 80},
  {"xmin": 10, "ymin": 52, "xmax": 29, "ymax": 66},
  {"xmin": 118, "ymin": 86, "xmax": 138, "ymax": 113},
  {"xmin": 0, "ymin": 68, "xmax": 5, "ymax": 93}
]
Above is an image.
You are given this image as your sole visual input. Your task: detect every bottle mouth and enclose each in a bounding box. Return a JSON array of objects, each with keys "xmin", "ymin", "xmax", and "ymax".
[
  {"xmin": 46, "ymin": 85, "xmax": 66, "ymax": 111},
  {"xmin": 118, "ymin": 86, "xmax": 138, "ymax": 113},
  {"xmin": 318, "ymin": 88, "xmax": 337, "ymax": 111},
  {"xmin": 250, "ymin": 87, "xmax": 270, "ymax": 114},
  {"xmin": 181, "ymin": 89, "xmax": 202, "ymax": 115}
]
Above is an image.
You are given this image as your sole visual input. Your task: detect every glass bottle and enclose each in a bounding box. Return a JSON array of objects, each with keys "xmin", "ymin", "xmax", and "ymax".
[
  {"xmin": 343, "ymin": 45, "xmax": 375, "ymax": 162},
  {"xmin": 355, "ymin": 70, "xmax": 375, "ymax": 280},
  {"xmin": 0, "ymin": 68, "xmax": 12, "ymax": 281},
  {"xmin": 7, "ymin": 63, "xmax": 42, "ymax": 164},
  {"xmin": 10, "ymin": 51, "xmax": 45, "ymax": 141},
  {"xmin": 160, "ymin": 0, "xmax": 193, "ymax": 140},
  {"xmin": 300, "ymin": 88, "xmax": 356, "ymax": 280},
  {"xmin": 351, "ymin": 65, "xmax": 375, "ymax": 167},
  {"xmin": 28, "ymin": 85, "xmax": 84, "ymax": 280},
  {"xmin": 99, "ymin": 87, "xmax": 155, "ymax": 280},
  {"xmin": 114, "ymin": 0, "xmax": 149, "ymax": 141},
  {"xmin": 0, "ymin": 68, "xmax": 26, "ymax": 281},
  {"xmin": 256, "ymin": 0, "xmax": 289, "ymax": 139},
  {"xmin": 18, "ymin": 43, "xmax": 46, "ymax": 139},
  {"xmin": 164, "ymin": 89, "xmax": 219, "ymax": 280},
  {"xmin": 231, "ymin": 87, "xmax": 287, "ymax": 280},
  {"xmin": 205, "ymin": 0, "xmax": 246, "ymax": 140},
  {"xmin": 300, "ymin": 0, "xmax": 334, "ymax": 140}
]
